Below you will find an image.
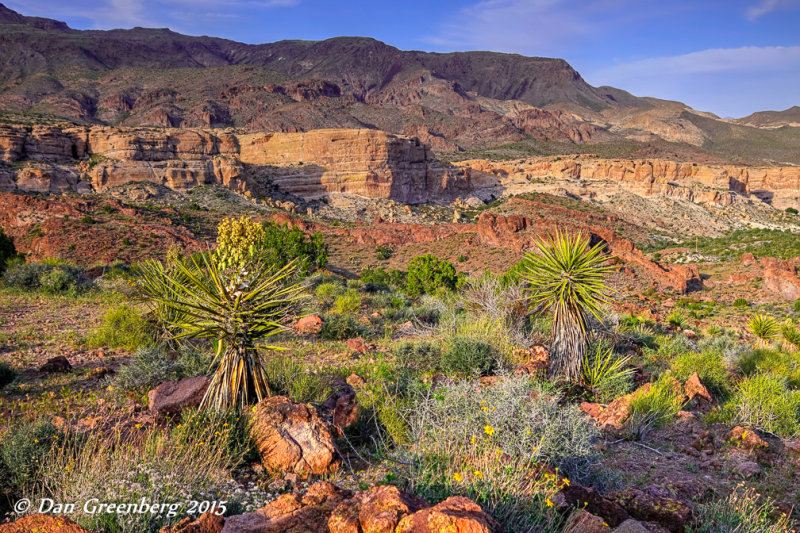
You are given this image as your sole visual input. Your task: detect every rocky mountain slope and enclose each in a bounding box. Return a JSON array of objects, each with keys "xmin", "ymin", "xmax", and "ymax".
[{"xmin": 1, "ymin": 4, "xmax": 797, "ymax": 162}]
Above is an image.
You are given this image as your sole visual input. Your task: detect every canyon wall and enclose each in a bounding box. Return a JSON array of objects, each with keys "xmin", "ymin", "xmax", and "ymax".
[
  {"xmin": 458, "ymin": 156, "xmax": 800, "ymax": 209},
  {"xmin": 0, "ymin": 124, "xmax": 470, "ymax": 204}
]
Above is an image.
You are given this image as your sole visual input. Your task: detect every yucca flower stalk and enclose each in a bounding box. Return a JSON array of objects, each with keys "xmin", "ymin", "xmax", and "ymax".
[
  {"xmin": 138, "ymin": 252, "xmax": 304, "ymax": 410},
  {"xmin": 520, "ymin": 231, "xmax": 613, "ymax": 382}
]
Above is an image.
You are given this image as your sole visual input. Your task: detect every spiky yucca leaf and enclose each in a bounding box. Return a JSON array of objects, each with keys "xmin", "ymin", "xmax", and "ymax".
[
  {"xmin": 520, "ymin": 231, "xmax": 613, "ymax": 381},
  {"xmin": 748, "ymin": 314, "xmax": 779, "ymax": 348},
  {"xmin": 137, "ymin": 252, "xmax": 304, "ymax": 410},
  {"xmin": 781, "ymin": 319, "xmax": 800, "ymax": 352},
  {"xmin": 582, "ymin": 345, "xmax": 635, "ymax": 396}
]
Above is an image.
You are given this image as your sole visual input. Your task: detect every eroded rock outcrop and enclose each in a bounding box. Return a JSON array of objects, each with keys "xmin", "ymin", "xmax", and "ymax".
[
  {"xmin": 1, "ymin": 125, "xmax": 471, "ymax": 204},
  {"xmin": 459, "ymin": 156, "xmax": 800, "ymax": 209}
]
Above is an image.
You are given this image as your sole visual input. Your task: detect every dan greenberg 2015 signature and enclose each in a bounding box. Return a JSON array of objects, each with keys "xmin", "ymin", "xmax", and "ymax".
[{"xmin": 13, "ymin": 498, "xmax": 227, "ymax": 518}]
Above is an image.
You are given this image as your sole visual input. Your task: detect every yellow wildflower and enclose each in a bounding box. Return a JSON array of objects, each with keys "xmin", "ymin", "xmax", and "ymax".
[
  {"xmin": 473, "ymin": 470, "xmax": 483, "ymax": 479},
  {"xmin": 546, "ymin": 498, "xmax": 554, "ymax": 507},
  {"xmin": 484, "ymin": 425, "xmax": 495, "ymax": 436},
  {"xmin": 562, "ymin": 478, "xmax": 570, "ymax": 486},
  {"xmin": 453, "ymin": 472, "xmax": 463, "ymax": 482}
]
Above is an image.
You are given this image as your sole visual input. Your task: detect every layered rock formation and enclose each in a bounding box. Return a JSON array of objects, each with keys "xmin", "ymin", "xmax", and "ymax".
[
  {"xmin": 0, "ymin": 124, "xmax": 470, "ymax": 204},
  {"xmin": 459, "ymin": 156, "xmax": 800, "ymax": 209}
]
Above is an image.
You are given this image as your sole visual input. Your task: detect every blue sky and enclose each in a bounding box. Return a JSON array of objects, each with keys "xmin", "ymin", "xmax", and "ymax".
[{"xmin": 7, "ymin": 0, "xmax": 800, "ymax": 117}]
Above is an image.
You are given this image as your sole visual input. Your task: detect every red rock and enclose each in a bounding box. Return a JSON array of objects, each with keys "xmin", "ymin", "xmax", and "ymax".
[
  {"xmin": 39, "ymin": 355, "xmax": 72, "ymax": 373},
  {"xmin": 612, "ymin": 489, "xmax": 691, "ymax": 533},
  {"xmin": 318, "ymin": 379, "xmax": 359, "ymax": 436},
  {"xmin": 395, "ymin": 496, "xmax": 502, "ymax": 533},
  {"xmin": 345, "ymin": 337, "xmax": 373, "ymax": 354},
  {"xmin": 296, "ymin": 314, "xmax": 324, "ymax": 334},
  {"xmin": 684, "ymin": 372, "xmax": 712, "ymax": 406},
  {"xmin": 328, "ymin": 484, "xmax": 426, "ymax": 533},
  {"xmin": 249, "ymin": 396, "xmax": 337, "ymax": 478},
  {"xmin": 784, "ymin": 438, "xmax": 800, "ymax": 466},
  {"xmin": 221, "ymin": 481, "xmax": 351, "ymax": 533},
  {"xmin": 148, "ymin": 376, "xmax": 210, "ymax": 418},
  {"xmin": 584, "ymin": 383, "xmax": 652, "ymax": 431},
  {"xmin": 762, "ymin": 266, "xmax": 800, "ymax": 300},
  {"xmin": 555, "ymin": 484, "xmax": 629, "ymax": 527},
  {"xmin": 563, "ymin": 510, "xmax": 611, "ymax": 533},
  {"xmin": 742, "ymin": 253, "xmax": 756, "ymax": 265},
  {"xmin": 0, "ymin": 515, "xmax": 93, "ymax": 532},
  {"xmin": 160, "ymin": 512, "xmax": 224, "ymax": 533},
  {"xmin": 514, "ymin": 345, "xmax": 550, "ymax": 376},
  {"xmin": 728, "ymin": 426, "xmax": 769, "ymax": 451}
]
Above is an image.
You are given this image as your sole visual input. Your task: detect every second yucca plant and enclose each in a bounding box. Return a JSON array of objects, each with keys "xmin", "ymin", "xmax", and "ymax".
[
  {"xmin": 748, "ymin": 314, "xmax": 779, "ymax": 348},
  {"xmin": 520, "ymin": 231, "xmax": 613, "ymax": 381}
]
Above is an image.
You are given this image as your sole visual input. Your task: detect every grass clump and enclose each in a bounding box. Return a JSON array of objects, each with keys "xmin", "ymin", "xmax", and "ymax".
[
  {"xmin": 87, "ymin": 304, "xmax": 154, "ymax": 352},
  {"xmin": 113, "ymin": 345, "xmax": 212, "ymax": 390},
  {"xmin": 317, "ymin": 314, "xmax": 367, "ymax": 341},
  {"xmin": 691, "ymin": 484, "xmax": 791, "ymax": 532},
  {"xmin": 626, "ymin": 375, "xmax": 685, "ymax": 440},
  {"xmin": 737, "ymin": 348, "xmax": 800, "ymax": 387},
  {"xmin": 394, "ymin": 341, "xmax": 442, "ymax": 374},
  {"xmin": 0, "ymin": 419, "xmax": 65, "ymax": 495},
  {"xmin": 730, "ymin": 373, "xmax": 800, "ymax": 437},
  {"xmin": 670, "ymin": 350, "xmax": 731, "ymax": 398},
  {"xmin": 441, "ymin": 337, "xmax": 496, "ymax": 377},
  {"xmin": 332, "ymin": 289, "xmax": 361, "ymax": 314}
]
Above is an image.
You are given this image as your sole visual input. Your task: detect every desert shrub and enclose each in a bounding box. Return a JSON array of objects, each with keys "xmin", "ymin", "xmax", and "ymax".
[
  {"xmin": 332, "ymin": 289, "xmax": 361, "ymax": 314},
  {"xmin": 24, "ymin": 426, "xmax": 240, "ymax": 533},
  {"xmin": 0, "ymin": 419, "xmax": 64, "ymax": 493},
  {"xmin": 375, "ymin": 245, "xmax": 393, "ymax": 260},
  {"xmin": 171, "ymin": 408, "xmax": 256, "ymax": 466},
  {"xmin": 87, "ymin": 304, "xmax": 154, "ymax": 351},
  {"xmin": 411, "ymin": 303, "xmax": 441, "ymax": 325},
  {"xmin": 113, "ymin": 344, "xmax": 212, "ymax": 390},
  {"xmin": 786, "ymin": 207, "xmax": 798, "ymax": 215},
  {"xmin": 3, "ymin": 260, "xmax": 89, "ymax": 294},
  {"xmin": 39, "ymin": 265, "xmax": 87, "ymax": 295},
  {"xmin": 440, "ymin": 337, "xmax": 496, "ymax": 376},
  {"xmin": 0, "ymin": 227, "xmax": 16, "ymax": 273},
  {"xmin": 215, "ymin": 216, "xmax": 327, "ymax": 276},
  {"xmin": 315, "ymin": 281, "xmax": 344, "ymax": 303},
  {"xmin": 733, "ymin": 297, "xmax": 749, "ymax": 308},
  {"xmin": 0, "ymin": 362, "xmax": 16, "ymax": 389},
  {"xmin": 731, "ymin": 373, "xmax": 800, "ymax": 437},
  {"xmin": 691, "ymin": 484, "xmax": 791, "ymax": 533},
  {"xmin": 318, "ymin": 314, "xmax": 367, "ymax": 340},
  {"xmin": 582, "ymin": 344, "xmax": 635, "ymax": 403},
  {"xmin": 361, "ymin": 267, "xmax": 406, "ymax": 290},
  {"xmin": 402, "ymin": 376, "xmax": 598, "ymax": 531},
  {"xmin": 666, "ymin": 310, "xmax": 688, "ymax": 329},
  {"xmin": 394, "ymin": 341, "xmax": 442, "ymax": 374},
  {"xmin": 670, "ymin": 350, "xmax": 731, "ymax": 397},
  {"xmin": 626, "ymin": 375, "xmax": 685, "ymax": 440},
  {"xmin": 795, "ymin": 298, "xmax": 800, "ymax": 313},
  {"xmin": 644, "ymin": 334, "xmax": 696, "ymax": 369},
  {"xmin": 406, "ymin": 254, "xmax": 460, "ymax": 298},
  {"xmin": 780, "ymin": 320, "xmax": 800, "ymax": 351},
  {"xmin": 3, "ymin": 261, "xmax": 50, "ymax": 289}
]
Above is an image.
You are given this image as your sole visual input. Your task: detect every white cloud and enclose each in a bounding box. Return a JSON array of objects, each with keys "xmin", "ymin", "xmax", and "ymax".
[
  {"xmin": 426, "ymin": 0, "xmax": 628, "ymax": 56},
  {"xmin": 746, "ymin": 0, "xmax": 800, "ymax": 21},
  {"xmin": 585, "ymin": 46, "xmax": 800, "ymax": 117}
]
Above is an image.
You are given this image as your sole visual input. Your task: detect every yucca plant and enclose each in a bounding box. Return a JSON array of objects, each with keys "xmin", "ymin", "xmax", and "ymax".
[
  {"xmin": 748, "ymin": 314, "xmax": 779, "ymax": 348},
  {"xmin": 520, "ymin": 231, "xmax": 613, "ymax": 381},
  {"xmin": 780, "ymin": 319, "xmax": 800, "ymax": 352},
  {"xmin": 582, "ymin": 345, "xmax": 635, "ymax": 402},
  {"xmin": 138, "ymin": 252, "xmax": 304, "ymax": 410}
]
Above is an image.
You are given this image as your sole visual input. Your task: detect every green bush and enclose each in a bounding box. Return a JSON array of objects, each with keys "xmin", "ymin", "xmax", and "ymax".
[
  {"xmin": 626, "ymin": 375, "xmax": 684, "ymax": 440},
  {"xmin": 394, "ymin": 341, "xmax": 442, "ymax": 374},
  {"xmin": 318, "ymin": 314, "xmax": 367, "ymax": 341},
  {"xmin": 0, "ymin": 362, "xmax": 16, "ymax": 389},
  {"xmin": 361, "ymin": 267, "xmax": 407, "ymax": 290},
  {"xmin": 375, "ymin": 245, "xmax": 393, "ymax": 260},
  {"xmin": 733, "ymin": 298, "xmax": 749, "ymax": 308},
  {"xmin": 794, "ymin": 298, "xmax": 800, "ymax": 313},
  {"xmin": 88, "ymin": 304, "xmax": 154, "ymax": 351},
  {"xmin": 692, "ymin": 484, "xmax": 791, "ymax": 533},
  {"xmin": 785, "ymin": 207, "xmax": 798, "ymax": 215},
  {"xmin": 440, "ymin": 337, "xmax": 495, "ymax": 376},
  {"xmin": 406, "ymin": 254, "xmax": 460, "ymax": 298},
  {"xmin": 0, "ymin": 419, "xmax": 64, "ymax": 492},
  {"xmin": 737, "ymin": 348, "xmax": 800, "ymax": 387},
  {"xmin": 315, "ymin": 281, "xmax": 344, "ymax": 303},
  {"xmin": 666, "ymin": 310, "xmax": 688, "ymax": 329},
  {"xmin": 264, "ymin": 356, "xmax": 332, "ymax": 404},
  {"xmin": 3, "ymin": 261, "xmax": 89, "ymax": 294},
  {"xmin": 171, "ymin": 409, "xmax": 256, "ymax": 466},
  {"xmin": 731, "ymin": 373, "xmax": 800, "ymax": 437},
  {"xmin": 0, "ymin": 227, "xmax": 16, "ymax": 273},
  {"xmin": 332, "ymin": 289, "xmax": 361, "ymax": 314},
  {"xmin": 670, "ymin": 350, "xmax": 731, "ymax": 397}
]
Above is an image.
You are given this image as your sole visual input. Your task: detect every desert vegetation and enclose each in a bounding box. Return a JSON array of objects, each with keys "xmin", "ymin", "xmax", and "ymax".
[{"xmin": 1, "ymin": 213, "xmax": 799, "ymax": 533}]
